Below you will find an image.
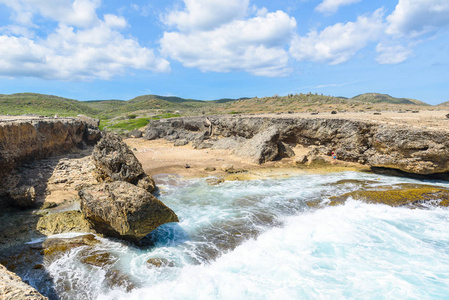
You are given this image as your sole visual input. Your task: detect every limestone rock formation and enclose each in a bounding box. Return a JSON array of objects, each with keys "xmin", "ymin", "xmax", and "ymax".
[
  {"xmin": 145, "ymin": 116, "xmax": 449, "ymax": 177},
  {"xmin": 234, "ymin": 126, "xmax": 280, "ymax": 164},
  {"xmin": 0, "ymin": 117, "xmax": 101, "ymax": 209},
  {"xmin": 92, "ymin": 133, "xmax": 155, "ymax": 192},
  {"xmin": 79, "ymin": 181, "xmax": 179, "ymax": 242},
  {"xmin": 0, "ymin": 264, "xmax": 48, "ymax": 300}
]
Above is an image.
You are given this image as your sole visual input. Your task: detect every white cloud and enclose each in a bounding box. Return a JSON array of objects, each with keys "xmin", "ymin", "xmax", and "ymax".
[
  {"xmin": 164, "ymin": 0, "xmax": 250, "ymax": 32},
  {"xmin": 387, "ymin": 0, "xmax": 449, "ymax": 37},
  {"xmin": 375, "ymin": 42, "xmax": 413, "ymax": 64},
  {"xmin": 0, "ymin": 1, "xmax": 170, "ymax": 80},
  {"xmin": 290, "ymin": 9, "xmax": 384, "ymax": 64},
  {"xmin": 161, "ymin": 9, "xmax": 296, "ymax": 77},
  {"xmin": 315, "ymin": 0, "xmax": 361, "ymax": 15},
  {"xmin": 0, "ymin": 0, "xmax": 101, "ymax": 27}
]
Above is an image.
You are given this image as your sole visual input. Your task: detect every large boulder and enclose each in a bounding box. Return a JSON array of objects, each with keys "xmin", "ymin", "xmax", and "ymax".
[
  {"xmin": 234, "ymin": 126, "xmax": 280, "ymax": 164},
  {"xmin": 79, "ymin": 181, "xmax": 179, "ymax": 242},
  {"xmin": 92, "ymin": 133, "xmax": 155, "ymax": 192}
]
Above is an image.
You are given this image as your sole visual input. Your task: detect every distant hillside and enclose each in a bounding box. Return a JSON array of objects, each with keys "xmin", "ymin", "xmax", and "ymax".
[
  {"xmin": 0, "ymin": 93, "xmax": 99, "ymax": 116},
  {"xmin": 351, "ymin": 93, "xmax": 429, "ymax": 106},
  {"xmin": 0, "ymin": 92, "xmax": 433, "ymax": 121}
]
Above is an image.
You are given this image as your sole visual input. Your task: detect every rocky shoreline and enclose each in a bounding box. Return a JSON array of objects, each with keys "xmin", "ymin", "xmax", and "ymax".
[
  {"xmin": 143, "ymin": 115, "xmax": 449, "ymax": 178},
  {"xmin": 2, "ymin": 114, "xmax": 449, "ymax": 298}
]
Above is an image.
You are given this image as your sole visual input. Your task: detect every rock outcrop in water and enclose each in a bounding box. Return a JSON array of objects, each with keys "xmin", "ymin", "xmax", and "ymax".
[
  {"xmin": 144, "ymin": 116, "xmax": 449, "ymax": 177},
  {"xmin": 80, "ymin": 133, "xmax": 178, "ymax": 242},
  {"xmin": 79, "ymin": 181, "xmax": 179, "ymax": 242}
]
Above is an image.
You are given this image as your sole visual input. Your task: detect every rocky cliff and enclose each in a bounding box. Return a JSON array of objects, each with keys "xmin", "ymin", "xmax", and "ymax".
[
  {"xmin": 144, "ymin": 116, "xmax": 449, "ymax": 177},
  {"xmin": 0, "ymin": 116, "xmax": 101, "ymax": 208}
]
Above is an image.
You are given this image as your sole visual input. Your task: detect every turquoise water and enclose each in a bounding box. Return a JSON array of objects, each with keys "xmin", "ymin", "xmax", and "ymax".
[{"xmin": 39, "ymin": 172, "xmax": 449, "ymax": 299}]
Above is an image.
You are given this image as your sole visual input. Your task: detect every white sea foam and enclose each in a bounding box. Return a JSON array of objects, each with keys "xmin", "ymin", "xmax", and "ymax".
[{"xmin": 40, "ymin": 172, "xmax": 449, "ymax": 299}]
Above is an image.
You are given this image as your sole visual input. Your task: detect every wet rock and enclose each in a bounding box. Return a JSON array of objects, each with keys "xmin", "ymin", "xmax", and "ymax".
[
  {"xmin": 41, "ymin": 234, "xmax": 100, "ymax": 258},
  {"xmin": 146, "ymin": 258, "xmax": 175, "ymax": 268},
  {"xmin": 0, "ymin": 264, "xmax": 48, "ymax": 300},
  {"xmin": 329, "ymin": 184, "xmax": 449, "ymax": 207},
  {"xmin": 36, "ymin": 210, "xmax": 92, "ymax": 236},
  {"xmin": 206, "ymin": 178, "xmax": 224, "ymax": 185},
  {"xmin": 92, "ymin": 132, "xmax": 155, "ymax": 192},
  {"xmin": 80, "ymin": 252, "xmax": 117, "ymax": 268},
  {"xmin": 79, "ymin": 181, "xmax": 179, "ymax": 243},
  {"xmin": 325, "ymin": 179, "xmax": 378, "ymax": 187},
  {"xmin": 104, "ymin": 269, "xmax": 136, "ymax": 292}
]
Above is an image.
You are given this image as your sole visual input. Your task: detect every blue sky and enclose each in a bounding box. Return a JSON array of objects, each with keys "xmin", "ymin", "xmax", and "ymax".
[{"xmin": 0, "ymin": 0, "xmax": 448, "ymax": 104}]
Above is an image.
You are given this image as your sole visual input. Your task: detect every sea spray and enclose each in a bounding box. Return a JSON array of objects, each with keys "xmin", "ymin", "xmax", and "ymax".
[{"xmin": 37, "ymin": 172, "xmax": 449, "ymax": 299}]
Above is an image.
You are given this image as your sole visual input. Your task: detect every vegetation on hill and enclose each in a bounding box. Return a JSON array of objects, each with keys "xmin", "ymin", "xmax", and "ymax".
[
  {"xmin": 0, "ymin": 93, "xmax": 98, "ymax": 116},
  {"xmin": 0, "ymin": 92, "xmax": 438, "ymax": 134},
  {"xmin": 351, "ymin": 93, "xmax": 429, "ymax": 106}
]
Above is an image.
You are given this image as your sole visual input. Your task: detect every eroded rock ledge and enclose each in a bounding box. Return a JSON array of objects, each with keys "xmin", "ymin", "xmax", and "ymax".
[
  {"xmin": 144, "ymin": 116, "xmax": 449, "ymax": 177},
  {"xmin": 0, "ymin": 116, "xmax": 101, "ymax": 209}
]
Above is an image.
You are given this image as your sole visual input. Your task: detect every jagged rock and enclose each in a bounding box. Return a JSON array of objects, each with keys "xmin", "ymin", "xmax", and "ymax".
[
  {"xmin": 92, "ymin": 133, "xmax": 155, "ymax": 192},
  {"xmin": 36, "ymin": 211, "xmax": 92, "ymax": 236},
  {"xmin": 0, "ymin": 264, "xmax": 48, "ymax": 300},
  {"xmin": 234, "ymin": 126, "xmax": 280, "ymax": 164},
  {"xmin": 8, "ymin": 186, "xmax": 36, "ymax": 208},
  {"xmin": 79, "ymin": 181, "xmax": 179, "ymax": 242},
  {"xmin": 146, "ymin": 116, "xmax": 449, "ymax": 176}
]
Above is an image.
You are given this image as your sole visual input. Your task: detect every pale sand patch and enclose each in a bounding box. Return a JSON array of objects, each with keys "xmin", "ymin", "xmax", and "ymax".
[
  {"xmin": 125, "ymin": 138, "xmax": 257, "ymax": 178},
  {"xmin": 124, "ymin": 138, "xmax": 368, "ymax": 181}
]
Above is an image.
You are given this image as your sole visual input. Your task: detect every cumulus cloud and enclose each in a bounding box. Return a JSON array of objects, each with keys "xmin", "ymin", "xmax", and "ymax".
[
  {"xmin": 387, "ymin": 0, "xmax": 449, "ymax": 37},
  {"xmin": 164, "ymin": 0, "xmax": 250, "ymax": 32},
  {"xmin": 375, "ymin": 42, "xmax": 413, "ymax": 64},
  {"xmin": 0, "ymin": 0, "xmax": 101, "ymax": 27},
  {"xmin": 0, "ymin": 0, "xmax": 169, "ymax": 80},
  {"xmin": 161, "ymin": 1, "xmax": 296, "ymax": 77},
  {"xmin": 290, "ymin": 9, "xmax": 385, "ymax": 64},
  {"xmin": 315, "ymin": 0, "xmax": 361, "ymax": 15}
]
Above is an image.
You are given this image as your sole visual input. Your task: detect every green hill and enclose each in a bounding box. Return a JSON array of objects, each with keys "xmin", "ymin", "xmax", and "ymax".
[
  {"xmin": 351, "ymin": 93, "xmax": 429, "ymax": 106},
  {"xmin": 0, "ymin": 93, "xmax": 99, "ymax": 116}
]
